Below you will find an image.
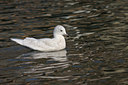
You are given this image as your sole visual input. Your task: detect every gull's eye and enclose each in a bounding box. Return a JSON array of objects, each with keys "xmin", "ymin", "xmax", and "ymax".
[{"xmin": 60, "ymin": 30, "xmax": 63, "ymax": 32}]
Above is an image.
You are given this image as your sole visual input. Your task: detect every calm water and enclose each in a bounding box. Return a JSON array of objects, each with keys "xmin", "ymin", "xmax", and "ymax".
[{"xmin": 0, "ymin": 0, "xmax": 128, "ymax": 85}]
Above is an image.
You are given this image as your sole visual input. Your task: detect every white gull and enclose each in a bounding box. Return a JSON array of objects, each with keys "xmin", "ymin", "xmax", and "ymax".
[{"xmin": 11, "ymin": 25, "xmax": 68, "ymax": 51}]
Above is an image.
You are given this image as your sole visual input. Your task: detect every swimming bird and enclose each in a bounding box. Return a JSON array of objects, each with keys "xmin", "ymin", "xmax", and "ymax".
[{"xmin": 11, "ymin": 25, "xmax": 68, "ymax": 51}]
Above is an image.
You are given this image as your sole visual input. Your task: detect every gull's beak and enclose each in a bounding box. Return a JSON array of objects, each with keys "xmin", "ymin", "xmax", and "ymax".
[{"xmin": 63, "ymin": 33, "xmax": 69, "ymax": 37}]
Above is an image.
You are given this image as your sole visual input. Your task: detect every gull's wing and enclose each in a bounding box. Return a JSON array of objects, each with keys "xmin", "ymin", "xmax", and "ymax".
[{"xmin": 11, "ymin": 37, "xmax": 57, "ymax": 51}]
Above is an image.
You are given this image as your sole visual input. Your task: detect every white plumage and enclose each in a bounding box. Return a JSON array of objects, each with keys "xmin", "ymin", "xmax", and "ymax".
[{"xmin": 11, "ymin": 25, "xmax": 68, "ymax": 51}]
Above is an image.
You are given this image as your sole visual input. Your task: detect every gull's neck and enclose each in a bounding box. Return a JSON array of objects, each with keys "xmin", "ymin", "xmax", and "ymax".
[{"xmin": 54, "ymin": 34, "xmax": 64, "ymax": 39}]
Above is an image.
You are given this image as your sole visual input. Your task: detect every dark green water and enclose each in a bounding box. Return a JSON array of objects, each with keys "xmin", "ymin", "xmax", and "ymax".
[{"xmin": 0, "ymin": 0, "xmax": 128, "ymax": 85}]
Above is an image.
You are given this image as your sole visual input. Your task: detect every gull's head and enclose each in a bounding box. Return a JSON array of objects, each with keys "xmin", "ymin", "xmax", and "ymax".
[{"xmin": 54, "ymin": 25, "xmax": 68, "ymax": 36}]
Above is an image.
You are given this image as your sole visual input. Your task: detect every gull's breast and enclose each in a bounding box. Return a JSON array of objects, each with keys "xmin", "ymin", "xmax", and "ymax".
[{"xmin": 56, "ymin": 36, "xmax": 66, "ymax": 50}]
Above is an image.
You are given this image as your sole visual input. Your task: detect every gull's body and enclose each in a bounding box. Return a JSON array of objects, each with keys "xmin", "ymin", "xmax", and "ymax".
[{"xmin": 11, "ymin": 25, "xmax": 67, "ymax": 51}]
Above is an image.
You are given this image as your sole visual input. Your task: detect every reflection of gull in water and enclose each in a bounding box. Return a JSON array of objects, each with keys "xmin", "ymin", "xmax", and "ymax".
[
  {"xmin": 16, "ymin": 50, "xmax": 76, "ymax": 81},
  {"xmin": 17, "ymin": 50, "xmax": 70, "ymax": 79},
  {"xmin": 17, "ymin": 50, "xmax": 67, "ymax": 62}
]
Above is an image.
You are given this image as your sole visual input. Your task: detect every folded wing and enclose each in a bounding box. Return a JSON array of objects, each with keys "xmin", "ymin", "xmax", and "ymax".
[{"xmin": 11, "ymin": 37, "xmax": 57, "ymax": 51}]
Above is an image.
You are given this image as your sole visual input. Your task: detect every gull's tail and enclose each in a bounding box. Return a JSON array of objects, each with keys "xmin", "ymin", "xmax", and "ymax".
[{"xmin": 10, "ymin": 38, "xmax": 24, "ymax": 45}]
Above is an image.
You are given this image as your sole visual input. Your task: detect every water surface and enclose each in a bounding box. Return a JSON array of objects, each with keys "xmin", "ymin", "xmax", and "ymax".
[{"xmin": 0, "ymin": 0, "xmax": 128, "ymax": 85}]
